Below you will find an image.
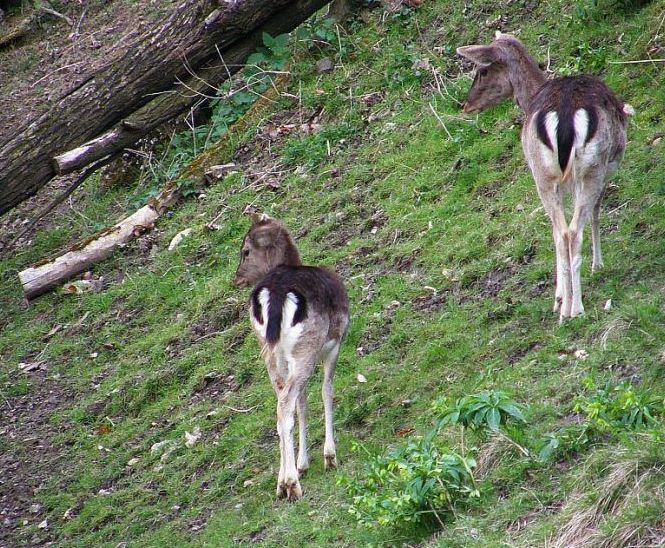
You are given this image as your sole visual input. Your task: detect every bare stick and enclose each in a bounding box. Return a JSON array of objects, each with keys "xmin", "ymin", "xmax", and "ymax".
[
  {"xmin": 607, "ymin": 58, "xmax": 665, "ymax": 64},
  {"xmin": 222, "ymin": 404, "xmax": 258, "ymax": 413},
  {"xmin": 40, "ymin": 5, "xmax": 74, "ymax": 26},
  {"xmin": 494, "ymin": 429, "xmax": 530, "ymax": 458},
  {"xmin": 429, "ymin": 102, "xmax": 453, "ymax": 140},
  {"xmin": 8, "ymin": 156, "xmax": 115, "ymax": 249}
]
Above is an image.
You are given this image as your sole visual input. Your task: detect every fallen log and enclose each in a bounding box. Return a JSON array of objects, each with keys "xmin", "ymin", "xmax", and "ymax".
[
  {"xmin": 0, "ymin": 0, "xmax": 331, "ymax": 215},
  {"xmin": 19, "ymin": 185, "xmax": 178, "ymax": 300},
  {"xmin": 18, "ymin": 72, "xmax": 290, "ymax": 300},
  {"xmin": 51, "ymin": 9, "xmax": 300, "ymax": 176}
]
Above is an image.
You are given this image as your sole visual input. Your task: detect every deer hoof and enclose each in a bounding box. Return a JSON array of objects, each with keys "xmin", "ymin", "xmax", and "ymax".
[
  {"xmin": 324, "ymin": 454, "xmax": 337, "ymax": 470},
  {"xmin": 297, "ymin": 466, "xmax": 309, "ymax": 478},
  {"xmin": 287, "ymin": 481, "xmax": 302, "ymax": 501},
  {"xmin": 277, "ymin": 479, "xmax": 302, "ymax": 501}
]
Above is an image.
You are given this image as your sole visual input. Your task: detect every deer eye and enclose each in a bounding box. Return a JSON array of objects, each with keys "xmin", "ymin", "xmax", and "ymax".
[{"xmin": 243, "ymin": 249, "xmax": 250, "ymax": 258}]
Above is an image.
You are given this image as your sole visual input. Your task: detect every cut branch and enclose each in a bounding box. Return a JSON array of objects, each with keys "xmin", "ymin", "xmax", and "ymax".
[{"xmin": 19, "ymin": 184, "xmax": 178, "ymax": 300}]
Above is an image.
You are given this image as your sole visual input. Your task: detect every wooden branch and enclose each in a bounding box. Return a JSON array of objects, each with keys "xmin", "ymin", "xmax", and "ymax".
[
  {"xmin": 39, "ymin": 5, "xmax": 74, "ymax": 26},
  {"xmin": 54, "ymin": 131, "xmax": 125, "ymax": 174},
  {"xmin": 19, "ymin": 184, "xmax": 179, "ymax": 300}
]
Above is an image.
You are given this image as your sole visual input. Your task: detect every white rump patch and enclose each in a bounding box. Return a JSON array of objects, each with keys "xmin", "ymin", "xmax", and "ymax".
[
  {"xmin": 250, "ymin": 288, "xmax": 270, "ymax": 340},
  {"xmin": 281, "ymin": 292, "xmax": 304, "ymax": 373},
  {"xmin": 573, "ymin": 108, "xmax": 590, "ymax": 146},
  {"xmin": 534, "ymin": 111, "xmax": 560, "ymax": 172},
  {"xmin": 543, "ymin": 111, "xmax": 559, "ymax": 152},
  {"xmin": 282, "ymin": 292, "xmax": 300, "ymax": 328}
]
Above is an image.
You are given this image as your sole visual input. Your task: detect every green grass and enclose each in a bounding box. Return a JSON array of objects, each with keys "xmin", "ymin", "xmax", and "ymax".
[{"xmin": 2, "ymin": 0, "xmax": 665, "ymax": 546}]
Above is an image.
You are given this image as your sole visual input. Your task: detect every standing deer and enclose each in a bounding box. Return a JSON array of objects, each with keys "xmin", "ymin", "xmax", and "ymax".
[
  {"xmin": 234, "ymin": 213, "xmax": 349, "ymax": 500},
  {"xmin": 457, "ymin": 33, "xmax": 632, "ymax": 321}
]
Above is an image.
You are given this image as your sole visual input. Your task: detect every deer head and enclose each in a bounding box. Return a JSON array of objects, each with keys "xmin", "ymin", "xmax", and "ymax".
[
  {"xmin": 457, "ymin": 33, "xmax": 545, "ymax": 113},
  {"xmin": 233, "ymin": 213, "xmax": 302, "ymax": 287}
]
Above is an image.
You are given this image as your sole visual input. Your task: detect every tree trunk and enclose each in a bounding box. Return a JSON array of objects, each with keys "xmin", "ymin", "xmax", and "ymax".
[{"xmin": 0, "ymin": 0, "xmax": 330, "ymax": 216}]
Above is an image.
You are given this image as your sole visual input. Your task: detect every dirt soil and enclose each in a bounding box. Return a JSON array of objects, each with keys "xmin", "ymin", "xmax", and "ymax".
[{"xmin": 0, "ymin": 367, "xmax": 74, "ymax": 546}]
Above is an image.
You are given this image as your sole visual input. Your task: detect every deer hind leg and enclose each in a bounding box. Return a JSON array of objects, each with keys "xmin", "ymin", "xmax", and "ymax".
[
  {"xmin": 276, "ymin": 357, "xmax": 315, "ymax": 501},
  {"xmin": 552, "ymin": 224, "xmax": 567, "ymax": 314},
  {"xmin": 321, "ymin": 341, "xmax": 340, "ymax": 470},
  {"xmin": 537, "ymin": 182, "xmax": 571, "ymax": 321},
  {"xmin": 265, "ymin": 352, "xmax": 289, "ymax": 499},
  {"xmin": 296, "ymin": 388, "xmax": 309, "ymax": 476},
  {"xmin": 569, "ymin": 176, "xmax": 605, "ymax": 317}
]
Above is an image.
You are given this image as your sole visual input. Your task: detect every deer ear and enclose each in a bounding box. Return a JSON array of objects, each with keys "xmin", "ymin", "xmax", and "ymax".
[
  {"xmin": 249, "ymin": 212, "xmax": 271, "ymax": 225},
  {"xmin": 456, "ymin": 45, "xmax": 500, "ymax": 67},
  {"xmin": 251, "ymin": 225, "xmax": 277, "ymax": 247}
]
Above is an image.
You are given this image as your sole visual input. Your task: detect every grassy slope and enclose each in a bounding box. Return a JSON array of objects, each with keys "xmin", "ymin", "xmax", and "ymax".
[{"xmin": 2, "ymin": 0, "xmax": 665, "ymax": 546}]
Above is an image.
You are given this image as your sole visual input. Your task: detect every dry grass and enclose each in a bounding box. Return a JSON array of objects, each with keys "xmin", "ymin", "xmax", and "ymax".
[{"xmin": 552, "ymin": 448, "xmax": 665, "ymax": 548}]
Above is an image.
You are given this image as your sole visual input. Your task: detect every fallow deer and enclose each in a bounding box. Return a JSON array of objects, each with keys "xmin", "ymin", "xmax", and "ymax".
[
  {"xmin": 457, "ymin": 33, "xmax": 633, "ymax": 321},
  {"xmin": 234, "ymin": 213, "xmax": 349, "ymax": 500}
]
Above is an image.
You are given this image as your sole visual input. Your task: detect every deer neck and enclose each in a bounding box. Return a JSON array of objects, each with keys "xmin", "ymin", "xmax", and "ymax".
[{"xmin": 510, "ymin": 56, "xmax": 547, "ymax": 111}]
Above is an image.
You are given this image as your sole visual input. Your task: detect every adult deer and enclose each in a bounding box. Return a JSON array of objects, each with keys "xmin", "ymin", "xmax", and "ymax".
[
  {"xmin": 234, "ymin": 213, "xmax": 349, "ymax": 500},
  {"xmin": 457, "ymin": 33, "xmax": 632, "ymax": 320}
]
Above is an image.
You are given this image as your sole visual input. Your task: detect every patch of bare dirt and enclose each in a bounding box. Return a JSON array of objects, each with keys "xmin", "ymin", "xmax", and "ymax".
[
  {"xmin": 232, "ymin": 107, "xmax": 320, "ymax": 192},
  {"xmin": 506, "ymin": 340, "xmax": 543, "ymax": 365},
  {"xmin": 0, "ymin": 368, "xmax": 75, "ymax": 546}
]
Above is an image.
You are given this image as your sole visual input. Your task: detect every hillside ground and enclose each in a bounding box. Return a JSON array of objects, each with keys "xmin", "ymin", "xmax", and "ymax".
[{"xmin": 1, "ymin": 0, "xmax": 665, "ymax": 546}]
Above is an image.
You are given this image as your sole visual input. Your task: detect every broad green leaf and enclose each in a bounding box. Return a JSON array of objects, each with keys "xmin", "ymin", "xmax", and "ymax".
[{"xmin": 487, "ymin": 408, "xmax": 501, "ymax": 430}]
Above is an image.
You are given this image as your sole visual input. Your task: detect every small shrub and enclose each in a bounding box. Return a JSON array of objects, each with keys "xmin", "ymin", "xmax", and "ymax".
[
  {"xmin": 342, "ymin": 437, "xmax": 478, "ymax": 528},
  {"xmin": 246, "ymin": 32, "xmax": 291, "ymax": 72},
  {"xmin": 433, "ymin": 389, "xmax": 528, "ymax": 433},
  {"xmin": 537, "ymin": 380, "xmax": 663, "ymax": 462},
  {"xmin": 574, "ymin": 379, "xmax": 662, "ymax": 431}
]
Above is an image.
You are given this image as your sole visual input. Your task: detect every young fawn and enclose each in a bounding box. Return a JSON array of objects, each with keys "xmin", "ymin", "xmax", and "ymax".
[
  {"xmin": 234, "ymin": 213, "xmax": 349, "ymax": 500},
  {"xmin": 458, "ymin": 32, "xmax": 632, "ymax": 321}
]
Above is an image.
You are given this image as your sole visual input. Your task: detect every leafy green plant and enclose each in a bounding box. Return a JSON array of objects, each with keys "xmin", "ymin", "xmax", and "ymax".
[
  {"xmin": 246, "ymin": 32, "xmax": 291, "ymax": 72},
  {"xmin": 342, "ymin": 437, "xmax": 478, "ymax": 528},
  {"xmin": 574, "ymin": 379, "xmax": 662, "ymax": 431},
  {"xmin": 433, "ymin": 390, "xmax": 528, "ymax": 433},
  {"xmin": 296, "ymin": 16, "xmax": 337, "ymax": 48},
  {"xmin": 537, "ymin": 381, "xmax": 662, "ymax": 462},
  {"xmin": 537, "ymin": 422, "xmax": 594, "ymax": 461}
]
